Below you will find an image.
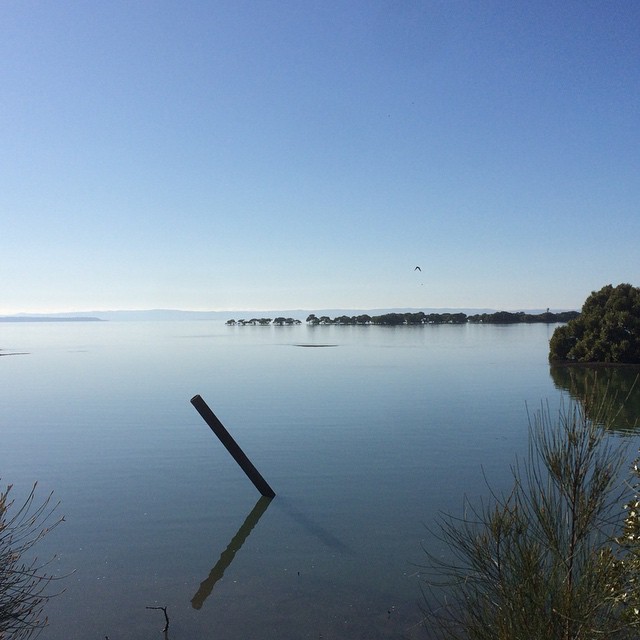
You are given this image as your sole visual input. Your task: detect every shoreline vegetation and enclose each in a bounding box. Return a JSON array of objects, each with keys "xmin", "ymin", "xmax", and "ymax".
[
  {"xmin": 549, "ymin": 283, "xmax": 640, "ymax": 365},
  {"xmin": 226, "ymin": 310, "xmax": 580, "ymax": 326},
  {"xmin": 422, "ymin": 394, "xmax": 640, "ymax": 638}
]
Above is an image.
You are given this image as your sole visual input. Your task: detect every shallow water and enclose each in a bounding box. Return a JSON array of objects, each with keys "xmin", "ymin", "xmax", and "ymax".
[{"xmin": 1, "ymin": 320, "xmax": 636, "ymax": 639}]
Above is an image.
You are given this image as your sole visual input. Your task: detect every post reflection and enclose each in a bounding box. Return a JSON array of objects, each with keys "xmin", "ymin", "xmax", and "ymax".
[{"xmin": 191, "ymin": 496, "xmax": 273, "ymax": 610}]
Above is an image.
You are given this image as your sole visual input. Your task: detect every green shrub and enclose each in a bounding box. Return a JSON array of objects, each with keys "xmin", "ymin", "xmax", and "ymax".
[{"xmin": 421, "ymin": 397, "xmax": 640, "ymax": 639}]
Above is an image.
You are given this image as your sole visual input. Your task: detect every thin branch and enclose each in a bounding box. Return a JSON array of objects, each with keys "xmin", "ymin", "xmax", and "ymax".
[{"xmin": 146, "ymin": 606, "xmax": 170, "ymax": 632}]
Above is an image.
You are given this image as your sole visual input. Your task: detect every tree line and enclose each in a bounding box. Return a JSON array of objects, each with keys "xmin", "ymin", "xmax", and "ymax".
[
  {"xmin": 226, "ymin": 317, "xmax": 302, "ymax": 326},
  {"xmin": 227, "ymin": 310, "xmax": 579, "ymax": 326}
]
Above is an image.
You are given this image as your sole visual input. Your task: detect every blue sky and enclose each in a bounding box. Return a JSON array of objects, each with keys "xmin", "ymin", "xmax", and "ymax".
[{"xmin": 2, "ymin": 1, "xmax": 638, "ymax": 313}]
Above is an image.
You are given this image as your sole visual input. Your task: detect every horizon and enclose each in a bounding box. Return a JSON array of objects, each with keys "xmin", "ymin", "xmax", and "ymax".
[
  {"xmin": 1, "ymin": 304, "xmax": 578, "ymax": 318},
  {"xmin": 2, "ymin": 3, "xmax": 638, "ymax": 313}
]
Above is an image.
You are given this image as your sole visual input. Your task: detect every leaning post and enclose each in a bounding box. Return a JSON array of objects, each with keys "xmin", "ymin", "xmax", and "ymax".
[{"xmin": 190, "ymin": 394, "xmax": 276, "ymax": 498}]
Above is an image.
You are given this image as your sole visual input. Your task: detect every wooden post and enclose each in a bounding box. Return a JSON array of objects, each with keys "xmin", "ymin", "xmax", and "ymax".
[{"xmin": 190, "ymin": 394, "xmax": 276, "ymax": 498}]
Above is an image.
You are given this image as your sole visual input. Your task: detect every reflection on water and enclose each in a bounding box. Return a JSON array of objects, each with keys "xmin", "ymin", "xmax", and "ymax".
[
  {"xmin": 191, "ymin": 496, "xmax": 272, "ymax": 610},
  {"xmin": 550, "ymin": 365, "xmax": 640, "ymax": 433},
  {"xmin": 190, "ymin": 494, "xmax": 354, "ymax": 611}
]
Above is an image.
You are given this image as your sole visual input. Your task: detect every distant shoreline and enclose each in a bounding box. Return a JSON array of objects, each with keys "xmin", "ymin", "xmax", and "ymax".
[
  {"xmin": 0, "ymin": 307, "xmax": 577, "ymax": 322},
  {"xmin": 0, "ymin": 316, "xmax": 103, "ymax": 323},
  {"xmin": 226, "ymin": 310, "xmax": 580, "ymax": 327}
]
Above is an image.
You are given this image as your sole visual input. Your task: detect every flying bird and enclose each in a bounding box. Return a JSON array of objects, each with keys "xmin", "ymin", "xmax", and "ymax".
[{"xmin": 414, "ymin": 266, "xmax": 422, "ymax": 271}]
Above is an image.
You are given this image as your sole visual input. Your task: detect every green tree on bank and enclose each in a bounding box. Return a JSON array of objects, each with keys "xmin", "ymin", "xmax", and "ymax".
[{"xmin": 549, "ymin": 284, "xmax": 640, "ymax": 363}]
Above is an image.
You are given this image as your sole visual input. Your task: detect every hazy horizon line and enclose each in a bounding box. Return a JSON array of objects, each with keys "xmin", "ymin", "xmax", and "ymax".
[{"xmin": 1, "ymin": 305, "xmax": 578, "ymax": 318}]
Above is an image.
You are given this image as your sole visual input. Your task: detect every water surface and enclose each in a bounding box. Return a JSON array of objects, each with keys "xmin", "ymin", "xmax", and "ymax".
[{"xmin": 1, "ymin": 321, "xmax": 633, "ymax": 639}]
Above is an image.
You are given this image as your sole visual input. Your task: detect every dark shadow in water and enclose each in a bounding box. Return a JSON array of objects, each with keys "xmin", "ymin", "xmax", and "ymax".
[
  {"xmin": 550, "ymin": 365, "xmax": 640, "ymax": 433},
  {"xmin": 275, "ymin": 496, "xmax": 355, "ymax": 556},
  {"xmin": 191, "ymin": 496, "xmax": 273, "ymax": 610}
]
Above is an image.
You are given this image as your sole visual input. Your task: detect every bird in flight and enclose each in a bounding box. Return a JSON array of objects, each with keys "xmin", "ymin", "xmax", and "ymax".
[{"xmin": 414, "ymin": 266, "xmax": 422, "ymax": 271}]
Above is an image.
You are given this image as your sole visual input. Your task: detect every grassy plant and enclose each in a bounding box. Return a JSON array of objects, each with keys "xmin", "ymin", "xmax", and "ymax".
[
  {"xmin": 0, "ymin": 482, "xmax": 64, "ymax": 639},
  {"xmin": 420, "ymin": 396, "xmax": 640, "ymax": 640}
]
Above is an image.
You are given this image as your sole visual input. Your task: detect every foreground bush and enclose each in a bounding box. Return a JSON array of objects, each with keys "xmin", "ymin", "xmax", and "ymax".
[
  {"xmin": 421, "ymin": 397, "xmax": 640, "ymax": 640},
  {"xmin": 0, "ymin": 483, "xmax": 63, "ymax": 639}
]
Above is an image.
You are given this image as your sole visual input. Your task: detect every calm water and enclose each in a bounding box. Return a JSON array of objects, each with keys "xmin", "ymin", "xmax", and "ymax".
[{"xmin": 1, "ymin": 321, "xmax": 637, "ymax": 639}]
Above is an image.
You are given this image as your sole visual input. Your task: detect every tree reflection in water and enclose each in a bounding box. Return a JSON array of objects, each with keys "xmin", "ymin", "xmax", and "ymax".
[{"xmin": 550, "ymin": 365, "xmax": 640, "ymax": 433}]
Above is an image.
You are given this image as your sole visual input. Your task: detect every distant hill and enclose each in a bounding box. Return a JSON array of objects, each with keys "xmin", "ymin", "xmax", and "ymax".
[
  {"xmin": 0, "ymin": 307, "xmax": 577, "ymax": 322},
  {"xmin": 0, "ymin": 315, "xmax": 103, "ymax": 323}
]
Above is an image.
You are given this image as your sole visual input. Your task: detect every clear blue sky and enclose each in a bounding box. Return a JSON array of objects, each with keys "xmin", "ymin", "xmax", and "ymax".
[{"xmin": 2, "ymin": 1, "xmax": 638, "ymax": 313}]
